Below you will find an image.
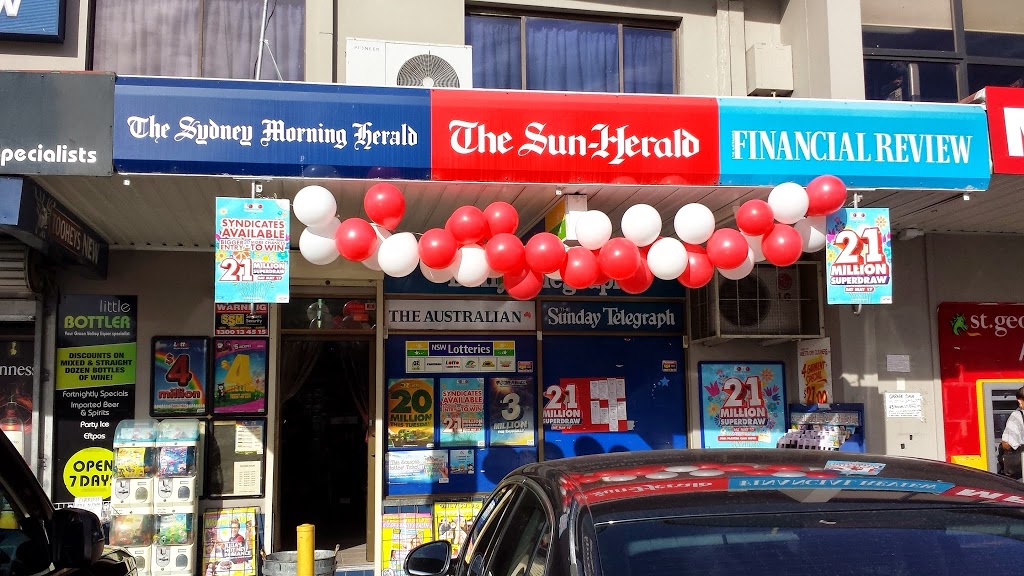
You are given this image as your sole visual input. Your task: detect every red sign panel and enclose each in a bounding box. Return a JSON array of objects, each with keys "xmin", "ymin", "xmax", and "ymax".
[
  {"xmin": 430, "ymin": 90, "xmax": 720, "ymax": 185},
  {"xmin": 937, "ymin": 302, "xmax": 1024, "ymax": 462},
  {"xmin": 984, "ymin": 86, "xmax": 1024, "ymax": 174}
]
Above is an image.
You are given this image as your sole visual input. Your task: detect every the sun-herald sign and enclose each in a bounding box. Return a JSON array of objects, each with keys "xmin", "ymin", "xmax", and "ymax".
[{"xmin": 983, "ymin": 86, "xmax": 1024, "ymax": 175}]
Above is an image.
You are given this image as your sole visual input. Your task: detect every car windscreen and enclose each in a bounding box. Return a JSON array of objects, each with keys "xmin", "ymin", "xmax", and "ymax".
[{"xmin": 592, "ymin": 507, "xmax": 1024, "ymax": 576}]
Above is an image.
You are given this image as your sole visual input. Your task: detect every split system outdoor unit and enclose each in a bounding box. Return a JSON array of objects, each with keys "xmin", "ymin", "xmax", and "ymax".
[
  {"xmin": 345, "ymin": 38, "xmax": 473, "ymax": 89},
  {"xmin": 688, "ymin": 262, "xmax": 824, "ymax": 344}
]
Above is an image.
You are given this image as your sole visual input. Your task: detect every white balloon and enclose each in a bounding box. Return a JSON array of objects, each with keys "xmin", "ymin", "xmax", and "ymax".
[
  {"xmin": 377, "ymin": 232, "xmax": 420, "ymax": 277},
  {"xmin": 575, "ymin": 210, "xmax": 613, "ymax": 250},
  {"xmin": 299, "ymin": 227, "xmax": 338, "ymax": 265},
  {"xmin": 621, "ymin": 204, "xmax": 662, "ymax": 247},
  {"xmin": 743, "ymin": 233, "xmax": 766, "ymax": 263},
  {"xmin": 361, "ymin": 227, "xmax": 391, "ymax": 271},
  {"xmin": 795, "ymin": 216, "xmax": 828, "ymax": 252},
  {"xmin": 719, "ymin": 248, "xmax": 755, "ymax": 280},
  {"xmin": 293, "ymin": 185, "xmax": 338, "ymax": 228},
  {"xmin": 545, "ymin": 269, "xmax": 562, "ymax": 281},
  {"xmin": 420, "ymin": 260, "xmax": 453, "ymax": 284},
  {"xmin": 674, "ymin": 203, "xmax": 716, "ymax": 245},
  {"xmin": 767, "ymin": 182, "xmax": 809, "ymax": 225},
  {"xmin": 308, "ymin": 216, "xmax": 340, "ymax": 238},
  {"xmin": 646, "ymin": 237, "xmax": 688, "ymax": 280},
  {"xmin": 450, "ymin": 244, "xmax": 490, "ymax": 287}
]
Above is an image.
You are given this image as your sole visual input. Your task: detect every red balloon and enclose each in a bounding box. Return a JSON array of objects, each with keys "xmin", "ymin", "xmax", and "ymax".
[
  {"xmin": 619, "ymin": 258, "xmax": 654, "ymax": 294},
  {"xmin": 484, "ymin": 233, "xmax": 526, "ymax": 273},
  {"xmin": 705, "ymin": 228, "xmax": 749, "ymax": 270},
  {"xmin": 678, "ymin": 244, "xmax": 715, "ymax": 289},
  {"xmin": 446, "ymin": 206, "xmax": 488, "ymax": 245},
  {"xmin": 736, "ymin": 199, "xmax": 775, "ymax": 236},
  {"xmin": 334, "ymin": 218, "xmax": 376, "ymax": 261},
  {"xmin": 418, "ymin": 228, "xmax": 458, "ymax": 269},
  {"xmin": 590, "ymin": 250, "xmax": 610, "ymax": 287},
  {"xmin": 598, "ymin": 238, "xmax": 641, "ymax": 280},
  {"xmin": 560, "ymin": 247, "xmax": 600, "ymax": 290},
  {"xmin": 761, "ymin": 224, "xmax": 803, "ymax": 266},
  {"xmin": 484, "ymin": 202, "xmax": 520, "ymax": 236},
  {"xmin": 806, "ymin": 175, "xmax": 848, "ymax": 216},
  {"xmin": 504, "ymin": 267, "xmax": 543, "ymax": 301},
  {"xmin": 524, "ymin": 233, "xmax": 566, "ymax": 274},
  {"xmin": 363, "ymin": 183, "xmax": 405, "ymax": 230}
]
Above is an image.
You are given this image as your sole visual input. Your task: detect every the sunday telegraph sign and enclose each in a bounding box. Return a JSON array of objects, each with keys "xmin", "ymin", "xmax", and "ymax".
[{"xmin": 385, "ymin": 299, "xmax": 535, "ymax": 331}]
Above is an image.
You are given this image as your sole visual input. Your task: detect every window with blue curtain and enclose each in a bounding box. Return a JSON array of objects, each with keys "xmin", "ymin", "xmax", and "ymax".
[{"xmin": 466, "ymin": 13, "xmax": 675, "ymax": 94}]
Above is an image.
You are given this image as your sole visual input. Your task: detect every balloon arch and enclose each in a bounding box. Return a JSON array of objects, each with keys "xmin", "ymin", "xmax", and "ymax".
[{"xmin": 295, "ymin": 176, "xmax": 848, "ymax": 301}]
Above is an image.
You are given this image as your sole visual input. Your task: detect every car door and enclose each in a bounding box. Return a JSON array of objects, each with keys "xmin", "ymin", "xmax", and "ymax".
[
  {"xmin": 456, "ymin": 484, "xmax": 521, "ymax": 576},
  {"xmin": 480, "ymin": 482, "xmax": 554, "ymax": 576}
]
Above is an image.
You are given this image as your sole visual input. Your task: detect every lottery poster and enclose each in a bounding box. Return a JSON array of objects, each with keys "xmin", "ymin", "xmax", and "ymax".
[
  {"xmin": 699, "ymin": 362, "xmax": 786, "ymax": 449},
  {"xmin": 201, "ymin": 507, "xmax": 259, "ymax": 576},
  {"xmin": 433, "ymin": 501, "xmax": 483, "ymax": 558},
  {"xmin": 387, "ymin": 450, "xmax": 449, "ymax": 484},
  {"xmin": 797, "ymin": 337, "xmax": 833, "ymax": 404},
  {"xmin": 488, "ymin": 377, "xmax": 535, "ymax": 446},
  {"xmin": 381, "ymin": 513, "xmax": 433, "ymax": 576},
  {"xmin": 388, "ymin": 378, "xmax": 435, "ymax": 447},
  {"xmin": 542, "ymin": 377, "xmax": 628, "ymax": 433},
  {"xmin": 439, "ymin": 378, "xmax": 485, "ymax": 447},
  {"xmin": 214, "ymin": 197, "xmax": 290, "ymax": 304},
  {"xmin": 151, "ymin": 337, "xmax": 209, "ymax": 415},
  {"xmin": 825, "ymin": 207, "xmax": 893, "ymax": 305},
  {"xmin": 212, "ymin": 339, "xmax": 267, "ymax": 415}
]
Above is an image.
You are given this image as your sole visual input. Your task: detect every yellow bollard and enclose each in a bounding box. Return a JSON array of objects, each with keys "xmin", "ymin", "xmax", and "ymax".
[{"xmin": 296, "ymin": 524, "xmax": 315, "ymax": 576}]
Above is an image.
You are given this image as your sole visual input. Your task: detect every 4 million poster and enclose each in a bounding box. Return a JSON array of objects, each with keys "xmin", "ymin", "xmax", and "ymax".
[
  {"xmin": 699, "ymin": 362, "xmax": 786, "ymax": 449},
  {"xmin": 152, "ymin": 337, "xmax": 209, "ymax": 415},
  {"xmin": 212, "ymin": 339, "xmax": 268, "ymax": 415}
]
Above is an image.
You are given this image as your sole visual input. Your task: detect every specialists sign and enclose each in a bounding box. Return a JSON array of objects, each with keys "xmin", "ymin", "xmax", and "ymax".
[{"xmin": 385, "ymin": 299, "xmax": 535, "ymax": 331}]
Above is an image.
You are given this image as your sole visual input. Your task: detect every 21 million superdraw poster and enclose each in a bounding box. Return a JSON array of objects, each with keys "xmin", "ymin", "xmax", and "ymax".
[{"xmin": 699, "ymin": 362, "xmax": 786, "ymax": 449}]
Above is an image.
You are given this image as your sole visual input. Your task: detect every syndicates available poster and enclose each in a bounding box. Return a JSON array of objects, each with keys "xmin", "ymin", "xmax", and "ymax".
[
  {"xmin": 53, "ymin": 295, "xmax": 137, "ymax": 505},
  {"xmin": 381, "ymin": 513, "xmax": 433, "ymax": 576},
  {"xmin": 826, "ymin": 208, "xmax": 893, "ymax": 305},
  {"xmin": 0, "ymin": 339, "xmax": 33, "ymax": 461},
  {"xmin": 215, "ymin": 304, "xmax": 269, "ymax": 336},
  {"xmin": 798, "ymin": 338, "xmax": 833, "ymax": 404},
  {"xmin": 542, "ymin": 377, "xmax": 628, "ymax": 433},
  {"xmin": 152, "ymin": 337, "xmax": 209, "ymax": 415},
  {"xmin": 387, "ymin": 450, "xmax": 449, "ymax": 484},
  {"xmin": 699, "ymin": 362, "xmax": 786, "ymax": 449},
  {"xmin": 439, "ymin": 378, "xmax": 485, "ymax": 447},
  {"xmin": 433, "ymin": 501, "xmax": 483, "ymax": 557},
  {"xmin": 212, "ymin": 339, "xmax": 267, "ymax": 415},
  {"xmin": 387, "ymin": 378, "xmax": 435, "ymax": 447},
  {"xmin": 214, "ymin": 197, "xmax": 290, "ymax": 304},
  {"xmin": 488, "ymin": 377, "xmax": 535, "ymax": 446},
  {"xmin": 201, "ymin": 507, "xmax": 259, "ymax": 576}
]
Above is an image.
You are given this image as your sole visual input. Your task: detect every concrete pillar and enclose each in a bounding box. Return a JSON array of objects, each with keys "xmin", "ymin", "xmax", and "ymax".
[{"xmin": 780, "ymin": 0, "xmax": 866, "ymax": 99}]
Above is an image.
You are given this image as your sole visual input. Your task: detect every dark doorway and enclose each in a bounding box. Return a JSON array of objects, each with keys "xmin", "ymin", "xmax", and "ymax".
[{"xmin": 278, "ymin": 339, "xmax": 371, "ymax": 553}]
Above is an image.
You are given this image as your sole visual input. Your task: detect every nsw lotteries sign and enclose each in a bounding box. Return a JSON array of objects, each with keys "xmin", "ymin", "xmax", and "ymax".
[
  {"xmin": 825, "ymin": 208, "xmax": 893, "ymax": 305},
  {"xmin": 215, "ymin": 197, "xmax": 290, "ymax": 303}
]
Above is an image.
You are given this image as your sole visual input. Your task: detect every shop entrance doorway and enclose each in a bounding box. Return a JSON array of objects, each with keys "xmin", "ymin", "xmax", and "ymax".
[{"xmin": 277, "ymin": 336, "xmax": 373, "ymax": 562}]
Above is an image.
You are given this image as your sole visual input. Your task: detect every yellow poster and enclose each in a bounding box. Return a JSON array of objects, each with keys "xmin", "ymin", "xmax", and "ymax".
[
  {"xmin": 381, "ymin": 513, "xmax": 433, "ymax": 576},
  {"xmin": 432, "ymin": 501, "xmax": 482, "ymax": 558},
  {"xmin": 387, "ymin": 378, "xmax": 435, "ymax": 447},
  {"xmin": 798, "ymin": 337, "xmax": 833, "ymax": 404}
]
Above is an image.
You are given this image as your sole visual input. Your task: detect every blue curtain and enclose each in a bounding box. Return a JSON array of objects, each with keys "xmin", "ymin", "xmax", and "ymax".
[
  {"xmin": 624, "ymin": 27, "xmax": 674, "ymax": 94},
  {"xmin": 466, "ymin": 15, "xmax": 522, "ymax": 89},
  {"xmin": 526, "ymin": 17, "xmax": 618, "ymax": 92}
]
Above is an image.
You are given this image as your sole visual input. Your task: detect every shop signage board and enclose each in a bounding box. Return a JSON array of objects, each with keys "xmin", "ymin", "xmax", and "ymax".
[
  {"xmin": 53, "ymin": 294, "xmax": 137, "ymax": 505},
  {"xmin": 825, "ymin": 208, "xmax": 893, "ymax": 305},
  {"xmin": 430, "ymin": 90, "xmax": 720, "ymax": 185},
  {"xmin": 0, "ymin": 72, "xmax": 112, "ymax": 174},
  {"xmin": 384, "ymin": 269, "xmax": 685, "ymax": 298},
  {"xmin": 797, "ymin": 337, "xmax": 833, "ymax": 404},
  {"xmin": 983, "ymin": 86, "xmax": 1024, "ymax": 175},
  {"xmin": 385, "ymin": 299, "xmax": 535, "ymax": 330},
  {"xmin": 718, "ymin": 98, "xmax": 991, "ymax": 190},
  {"xmin": 214, "ymin": 303, "xmax": 269, "ymax": 336},
  {"xmin": 214, "ymin": 197, "xmax": 290, "ymax": 304},
  {"xmin": 0, "ymin": 0, "xmax": 65, "ymax": 41},
  {"xmin": 113, "ymin": 76, "xmax": 432, "ymax": 178},
  {"xmin": 698, "ymin": 362, "xmax": 786, "ymax": 449},
  {"xmin": 405, "ymin": 340, "xmax": 516, "ymax": 373},
  {"xmin": 541, "ymin": 301, "xmax": 684, "ymax": 332}
]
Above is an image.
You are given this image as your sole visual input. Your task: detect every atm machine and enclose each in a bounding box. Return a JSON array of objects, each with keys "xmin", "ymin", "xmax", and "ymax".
[{"xmin": 980, "ymin": 381, "xmax": 1024, "ymax": 474}]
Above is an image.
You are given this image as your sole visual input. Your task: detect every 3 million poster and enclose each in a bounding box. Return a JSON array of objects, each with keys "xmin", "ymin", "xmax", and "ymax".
[{"xmin": 698, "ymin": 362, "xmax": 786, "ymax": 449}]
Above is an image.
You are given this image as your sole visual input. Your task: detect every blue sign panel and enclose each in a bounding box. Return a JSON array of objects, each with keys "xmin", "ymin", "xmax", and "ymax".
[
  {"xmin": 718, "ymin": 98, "xmax": 991, "ymax": 190},
  {"xmin": 113, "ymin": 76, "xmax": 431, "ymax": 178},
  {"xmin": 385, "ymin": 268, "xmax": 685, "ymax": 298},
  {"xmin": 541, "ymin": 301, "xmax": 684, "ymax": 332},
  {"xmin": 0, "ymin": 0, "xmax": 64, "ymax": 42}
]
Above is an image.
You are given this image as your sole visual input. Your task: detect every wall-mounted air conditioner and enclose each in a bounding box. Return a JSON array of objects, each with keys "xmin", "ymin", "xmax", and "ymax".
[{"xmin": 345, "ymin": 38, "xmax": 473, "ymax": 89}]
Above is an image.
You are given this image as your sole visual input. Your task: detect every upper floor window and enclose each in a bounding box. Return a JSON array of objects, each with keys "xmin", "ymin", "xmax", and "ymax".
[
  {"xmin": 465, "ymin": 13, "xmax": 675, "ymax": 94},
  {"xmin": 91, "ymin": 0, "xmax": 305, "ymax": 81},
  {"xmin": 861, "ymin": 0, "xmax": 954, "ymax": 51}
]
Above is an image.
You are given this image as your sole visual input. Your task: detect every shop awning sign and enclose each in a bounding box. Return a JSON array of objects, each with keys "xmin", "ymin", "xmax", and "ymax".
[
  {"xmin": 214, "ymin": 197, "xmax": 290, "ymax": 304},
  {"xmin": 983, "ymin": 86, "xmax": 1024, "ymax": 175},
  {"xmin": 825, "ymin": 208, "xmax": 893, "ymax": 305},
  {"xmin": 385, "ymin": 299, "xmax": 535, "ymax": 331}
]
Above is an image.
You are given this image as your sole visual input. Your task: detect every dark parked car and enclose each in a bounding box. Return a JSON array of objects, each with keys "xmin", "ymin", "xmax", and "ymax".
[
  {"xmin": 0, "ymin": 432, "xmax": 136, "ymax": 576},
  {"xmin": 406, "ymin": 449, "xmax": 1024, "ymax": 576}
]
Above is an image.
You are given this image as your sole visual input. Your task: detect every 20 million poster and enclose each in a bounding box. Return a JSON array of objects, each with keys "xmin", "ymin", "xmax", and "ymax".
[{"xmin": 53, "ymin": 295, "xmax": 137, "ymax": 505}]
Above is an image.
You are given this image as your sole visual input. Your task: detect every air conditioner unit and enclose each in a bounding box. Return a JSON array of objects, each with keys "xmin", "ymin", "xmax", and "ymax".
[
  {"xmin": 688, "ymin": 262, "xmax": 823, "ymax": 343},
  {"xmin": 345, "ymin": 38, "xmax": 473, "ymax": 89}
]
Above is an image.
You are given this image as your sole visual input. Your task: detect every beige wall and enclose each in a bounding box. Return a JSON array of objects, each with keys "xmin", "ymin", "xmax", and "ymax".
[
  {"xmin": 781, "ymin": 0, "xmax": 865, "ymax": 99},
  {"xmin": 0, "ymin": 0, "xmax": 88, "ymax": 71}
]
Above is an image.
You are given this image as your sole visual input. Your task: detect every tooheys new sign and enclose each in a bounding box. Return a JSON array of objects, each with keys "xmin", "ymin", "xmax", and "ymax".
[{"xmin": 53, "ymin": 295, "xmax": 137, "ymax": 505}]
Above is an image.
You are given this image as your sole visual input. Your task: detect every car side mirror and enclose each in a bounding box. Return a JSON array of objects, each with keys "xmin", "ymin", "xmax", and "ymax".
[
  {"xmin": 405, "ymin": 540, "xmax": 453, "ymax": 576},
  {"xmin": 52, "ymin": 507, "xmax": 104, "ymax": 568}
]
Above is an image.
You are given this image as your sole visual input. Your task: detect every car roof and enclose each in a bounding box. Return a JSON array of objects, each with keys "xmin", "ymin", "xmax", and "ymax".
[{"xmin": 513, "ymin": 449, "xmax": 1024, "ymax": 522}]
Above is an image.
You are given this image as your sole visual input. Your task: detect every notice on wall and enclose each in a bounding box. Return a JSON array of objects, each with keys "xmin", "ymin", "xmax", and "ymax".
[
  {"xmin": 214, "ymin": 197, "xmax": 290, "ymax": 304},
  {"xmin": 885, "ymin": 392, "xmax": 923, "ymax": 418},
  {"xmin": 387, "ymin": 378, "xmax": 435, "ymax": 447},
  {"xmin": 381, "ymin": 513, "xmax": 433, "ymax": 576},
  {"xmin": 826, "ymin": 208, "xmax": 893, "ymax": 305},
  {"xmin": 405, "ymin": 340, "xmax": 516, "ymax": 373},
  {"xmin": 698, "ymin": 362, "xmax": 786, "ymax": 449},
  {"xmin": 215, "ymin": 303, "xmax": 269, "ymax": 336},
  {"xmin": 387, "ymin": 450, "xmax": 449, "ymax": 484},
  {"xmin": 53, "ymin": 295, "xmax": 137, "ymax": 505},
  {"xmin": 542, "ymin": 377, "xmax": 628, "ymax": 433},
  {"xmin": 438, "ymin": 378, "xmax": 485, "ymax": 447},
  {"xmin": 489, "ymin": 377, "xmax": 535, "ymax": 446},
  {"xmin": 798, "ymin": 337, "xmax": 833, "ymax": 404}
]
